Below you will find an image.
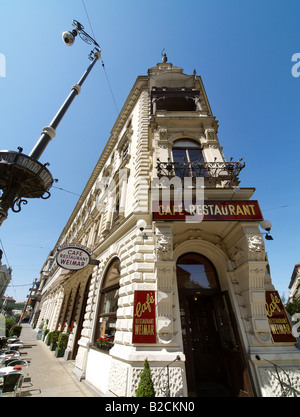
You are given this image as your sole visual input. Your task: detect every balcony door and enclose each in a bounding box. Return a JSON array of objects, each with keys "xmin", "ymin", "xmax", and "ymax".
[{"xmin": 172, "ymin": 139, "xmax": 206, "ymax": 177}]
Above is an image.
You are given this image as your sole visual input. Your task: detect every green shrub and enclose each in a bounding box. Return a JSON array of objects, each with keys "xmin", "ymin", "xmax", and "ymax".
[
  {"xmin": 136, "ymin": 358, "xmax": 155, "ymax": 397},
  {"xmin": 5, "ymin": 316, "xmax": 16, "ymax": 336},
  {"xmin": 9, "ymin": 325, "xmax": 22, "ymax": 337},
  {"xmin": 57, "ymin": 332, "xmax": 69, "ymax": 350},
  {"xmin": 50, "ymin": 330, "xmax": 60, "ymax": 344},
  {"xmin": 47, "ymin": 331, "xmax": 52, "ymax": 342}
]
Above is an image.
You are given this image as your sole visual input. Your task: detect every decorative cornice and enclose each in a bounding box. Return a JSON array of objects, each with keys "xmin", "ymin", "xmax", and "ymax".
[{"xmin": 54, "ymin": 76, "xmax": 149, "ymax": 249}]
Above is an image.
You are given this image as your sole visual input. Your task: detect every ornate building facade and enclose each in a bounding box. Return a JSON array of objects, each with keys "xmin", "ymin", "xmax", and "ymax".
[{"xmin": 31, "ymin": 60, "xmax": 300, "ymax": 397}]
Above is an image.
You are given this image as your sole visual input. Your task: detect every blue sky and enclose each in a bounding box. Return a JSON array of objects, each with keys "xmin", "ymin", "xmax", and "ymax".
[{"xmin": 0, "ymin": 0, "xmax": 300, "ymax": 301}]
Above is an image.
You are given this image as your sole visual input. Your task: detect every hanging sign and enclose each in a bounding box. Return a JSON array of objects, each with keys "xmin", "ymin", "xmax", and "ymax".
[
  {"xmin": 265, "ymin": 291, "xmax": 297, "ymax": 343},
  {"xmin": 56, "ymin": 243, "xmax": 92, "ymax": 271},
  {"xmin": 132, "ymin": 291, "xmax": 156, "ymax": 344},
  {"xmin": 152, "ymin": 200, "xmax": 263, "ymax": 221}
]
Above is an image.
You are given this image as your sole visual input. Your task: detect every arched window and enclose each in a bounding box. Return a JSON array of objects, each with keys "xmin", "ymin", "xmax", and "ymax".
[
  {"xmin": 172, "ymin": 139, "xmax": 206, "ymax": 178},
  {"xmin": 95, "ymin": 258, "xmax": 120, "ymax": 350},
  {"xmin": 176, "ymin": 252, "xmax": 219, "ymax": 290},
  {"xmin": 173, "ymin": 139, "xmax": 203, "ymax": 163}
]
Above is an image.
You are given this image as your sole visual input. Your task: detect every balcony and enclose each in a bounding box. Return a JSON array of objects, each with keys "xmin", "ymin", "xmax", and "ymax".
[{"xmin": 156, "ymin": 159, "xmax": 245, "ymax": 187}]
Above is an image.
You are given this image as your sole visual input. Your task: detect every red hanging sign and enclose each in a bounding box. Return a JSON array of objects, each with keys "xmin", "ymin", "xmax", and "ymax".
[
  {"xmin": 132, "ymin": 291, "xmax": 156, "ymax": 344},
  {"xmin": 265, "ymin": 291, "xmax": 297, "ymax": 343}
]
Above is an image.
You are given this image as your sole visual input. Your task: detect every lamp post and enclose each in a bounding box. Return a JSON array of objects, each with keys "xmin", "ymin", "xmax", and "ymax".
[
  {"xmin": 0, "ymin": 20, "xmax": 101, "ymax": 226},
  {"xmin": 255, "ymin": 355, "xmax": 296, "ymax": 397},
  {"xmin": 18, "ymin": 278, "xmax": 38, "ymax": 326},
  {"xmin": 159, "ymin": 355, "xmax": 181, "ymax": 396}
]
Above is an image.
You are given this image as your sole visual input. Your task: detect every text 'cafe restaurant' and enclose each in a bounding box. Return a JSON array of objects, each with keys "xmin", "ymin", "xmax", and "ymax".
[{"xmin": 153, "ymin": 200, "xmax": 261, "ymax": 220}]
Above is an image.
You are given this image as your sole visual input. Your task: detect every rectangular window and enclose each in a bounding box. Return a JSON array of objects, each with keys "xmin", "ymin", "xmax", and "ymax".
[{"xmin": 97, "ymin": 286, "xmax": 119, "ymax": 350}]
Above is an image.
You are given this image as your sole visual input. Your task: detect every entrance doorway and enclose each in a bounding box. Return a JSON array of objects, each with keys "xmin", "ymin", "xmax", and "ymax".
[
  {"xmin": 177, "ymin": 253, "xmax": 253, "ymax": 397},
  {"xmin": 72, "ymin": 276, "xmax": 92, "ymax": 360}
]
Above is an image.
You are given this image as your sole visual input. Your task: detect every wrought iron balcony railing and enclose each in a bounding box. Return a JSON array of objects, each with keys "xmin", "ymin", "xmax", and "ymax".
[{"xmin": 156, "ymin": 159, "xmax": 245, "ymax": 186}]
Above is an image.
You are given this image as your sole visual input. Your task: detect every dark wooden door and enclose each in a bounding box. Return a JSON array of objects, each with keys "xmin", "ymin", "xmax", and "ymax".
[
  {"xmin": 72, "ymin": 276, "xmax": 91, "ymax": 360},
  {"xmin": 179, "ymin": 290, "xmax": 253, "ymax": 397}
]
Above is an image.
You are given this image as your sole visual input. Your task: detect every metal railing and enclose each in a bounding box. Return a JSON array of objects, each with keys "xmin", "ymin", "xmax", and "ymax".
[{"xmin": 156, "ymin": 159, "xmax": 245, "ymax": 186}]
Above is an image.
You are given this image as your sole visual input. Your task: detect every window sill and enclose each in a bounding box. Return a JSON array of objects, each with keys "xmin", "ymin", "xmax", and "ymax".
[{"xmin": 91, "ymin": 344, "xmax": 114, "ymax": 354}]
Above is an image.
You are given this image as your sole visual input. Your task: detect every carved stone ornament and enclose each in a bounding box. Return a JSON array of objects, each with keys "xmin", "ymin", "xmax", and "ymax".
[
  {"xmin": 156, "ymin": 233, "xmax": 173, "ymax": 261},
  {"xmin": 229, "ymin": 246, "xmax": 244, "ymax": 267},
  {"xmin": 157, "ymin": 332, "xmax": 173, "ymax": 344},
  {"xmin": 205, "ymin": 128, "xmax": 215, "ymax": 140},
  {"xmin": 255, "ymin": 332, "xmax": 272, "ymax": 344},
  {"xmin": 159, "ymin": 128, "xmax": 168, "ymax": 141},
  {"xmin": 248, "ymin": 235, "xmax": 265, "ymax": 260}
]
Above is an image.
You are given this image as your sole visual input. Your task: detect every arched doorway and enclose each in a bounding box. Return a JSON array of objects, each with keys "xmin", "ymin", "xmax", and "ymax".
[{"xmin": 176, "ymin": 253, "xmax": 253, "ymax": 397}]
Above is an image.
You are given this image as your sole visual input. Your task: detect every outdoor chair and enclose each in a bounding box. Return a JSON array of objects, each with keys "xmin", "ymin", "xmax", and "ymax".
[
  {"xmin": 5, "ymin": 360, "xmax": 29, "ymax": 376},
  {"xmin": 0, "ymin": 372, "xmax": 24, "ymax": 397},
  {"xmin": 0, "ymin": 350, "xmax": 20, "ymax": 366},
  {"xmin": 0, "ymin": 337, "xmax": 8, "ymax": 351},
  {"xmin": 0, "ymin": 349, "xmax": 20, "ymax": 357},
  {"xmin": 6, "ymin": 359, "xmax": 28, "ymax": 368}
]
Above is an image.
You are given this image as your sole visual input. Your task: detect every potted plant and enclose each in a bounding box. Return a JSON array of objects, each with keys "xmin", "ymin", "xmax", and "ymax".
[
  {"xmin": 50, "ymin": 330, "xmax": 60, "ymax": 351},
  {"xmin": 9, "ymin": 325, "xmax": 22, "ymax": 338},
  {"xmin": 46, "ymin": 331, "xmax": 52, "ymax": 346},
  {"xmin": 36, "ymin": 319, "xmax": 44, "ymax": 339},
  {"xmin": 55, "ymin": 332, "xmax": 69, "ymax": 358},
  {"xmin": 97, "ymin": 335, "xmax": 114, "ymax": 351},
  {"xmin": 136, "ymin": 358, "xmax": 155, "ymax": 397},
  {"xmin": 42, "ymin": 328, "xmax": 49, "ymax": 342},
  {"xmin": 5, "ymin": 316, "xmax": 15, "ymax": 337}
]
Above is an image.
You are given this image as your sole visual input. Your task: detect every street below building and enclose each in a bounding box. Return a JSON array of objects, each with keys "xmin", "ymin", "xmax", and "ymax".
[{"xmin": 15, "ymin": 324, "xmax": 98, "ymax": 397}]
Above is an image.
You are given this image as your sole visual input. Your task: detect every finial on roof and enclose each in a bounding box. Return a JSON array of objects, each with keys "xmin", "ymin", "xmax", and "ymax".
[{"xmin": 161, "ymin": 49, "xmax": 168, "ymax": 63}]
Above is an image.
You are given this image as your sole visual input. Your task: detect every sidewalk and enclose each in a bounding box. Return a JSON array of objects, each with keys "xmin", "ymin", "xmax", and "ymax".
[{"xmin": 16, "ymin": 323, "xmax": 98, "ymax": 397}]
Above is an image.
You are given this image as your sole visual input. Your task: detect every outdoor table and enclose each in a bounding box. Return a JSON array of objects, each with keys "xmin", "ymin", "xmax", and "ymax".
[
  {"xmin": 0, "ymin": 366, "xmax": 21, "ymax": 375},
  {"xmin": 7, "ymin": 343, "xmax": 23, "ymax": 349},
  {"xmin": 0, "ymin": 352, "xmax": 20, "ymax": 360},
  {"xmin": 8, "ymin": 338, "xmax": 22, "ymax": 343}
]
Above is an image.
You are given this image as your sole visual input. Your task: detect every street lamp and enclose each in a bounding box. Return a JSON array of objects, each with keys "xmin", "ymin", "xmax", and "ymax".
[
  {"xmin": 0, "ymin": 20, "xmax": 101, "ymax": 226},
  {"xmin": 260, "ymin": 219, "xmax": 274, "ymax": 240}
]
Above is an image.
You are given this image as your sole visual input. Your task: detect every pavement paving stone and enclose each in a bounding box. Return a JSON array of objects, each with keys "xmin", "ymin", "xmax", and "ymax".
[{"xmin": 13, "ymin": 323, "xmax": 99, "ymax": 397}]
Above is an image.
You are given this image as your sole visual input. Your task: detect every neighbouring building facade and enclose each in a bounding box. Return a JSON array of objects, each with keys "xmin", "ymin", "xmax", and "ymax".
[
  {"xmin": 0, "ymin": 249, "xmax": 12, "ymax": 300},
  {"xmin": 288, "ymin": 263, "xmax": 300, "ymax": 301},
  {"xmin": 31, "ymin": 59, "xmax": 300, "ymax": 397}
]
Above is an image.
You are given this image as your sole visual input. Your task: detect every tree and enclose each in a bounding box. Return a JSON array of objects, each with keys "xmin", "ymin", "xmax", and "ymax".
[
  {"xmin": 136, "ymin": 358, "xmax": 155, "ymax": 397},
  {"xmin": 285, "ymin": 296, "xmax": 300, "ymax": 318}
]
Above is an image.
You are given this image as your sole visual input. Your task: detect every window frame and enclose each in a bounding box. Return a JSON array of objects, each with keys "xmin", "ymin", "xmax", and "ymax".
[
  {"xmin": 172, "ymin": 139, "xmax": 206, "ymax": 178},
  {"xmin": 94, "ymin": 259, "xmax": 120, "ymax": 352}
]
